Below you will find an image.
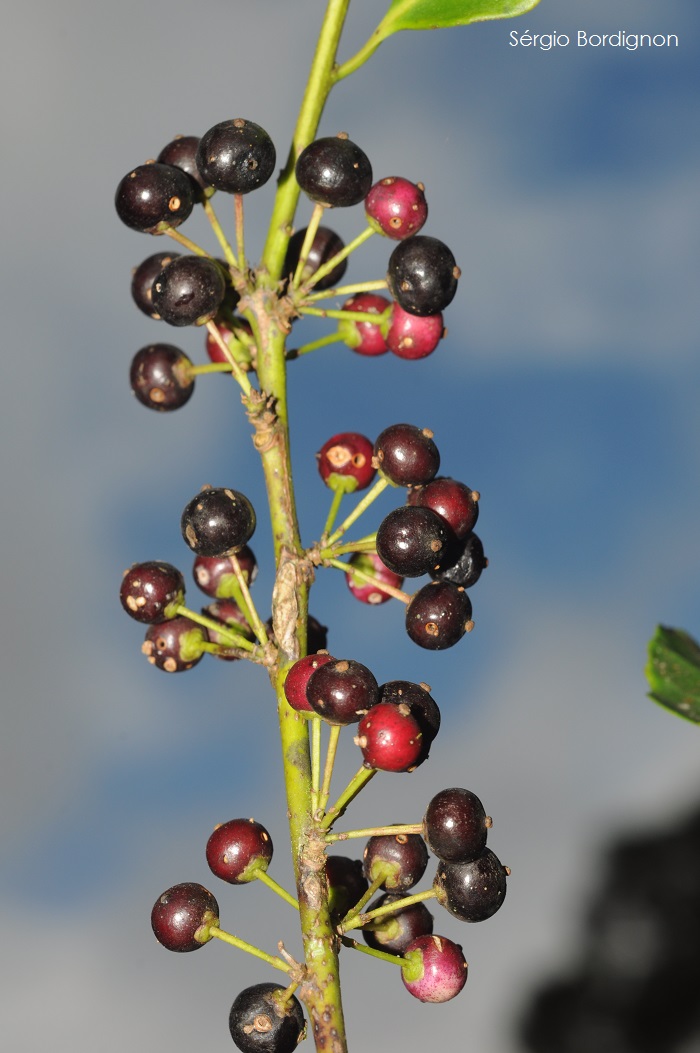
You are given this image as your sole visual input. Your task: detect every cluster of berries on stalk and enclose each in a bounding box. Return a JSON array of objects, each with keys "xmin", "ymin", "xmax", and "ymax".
[{"xmin": 116, "ymin": 114, "xmax": 500, "ymax": 1051}]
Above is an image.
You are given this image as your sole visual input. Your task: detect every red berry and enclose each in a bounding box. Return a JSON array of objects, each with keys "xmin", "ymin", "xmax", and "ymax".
[
  {"xmin": 192, "ymin": 547, "xmax": 258, "ymax": 599},
  {"xmin": 345, "ymin": 552, "xmax": 404, "ymax": 605},
  {"xmin": 283, "ymin": 652, "xmax": 334, "ymax": 713},
  {"xmin": 387, "ymin": 304, "xmax": 444, "ymax": 360},
  {"xmin": 317, "ymin": 432, "xmax": 376, "ymax": 493},
  {"xmin": 355, "ymin": 702, "xmax": 423, "ymax": 772},
  {"xmin": 365, "ymin": 176, "xmax": 428, "ymax": 240},
  {"xmin": 408, "ymin": 477, "xmax": 479, "ymax": 540},
  {"xmin": 338, "ymin": 293, "xmax": 390, "ymax": 356},
  {"xmin": 151, "ymin": 882, "xmax": 218, "ymax": 952},
  {"xmin": 401, "ymin": 934, "xmax": 468, "ymax": 1003},
  {"xmin": 206, "ymin": 818, "xmax": 273, "ymax": 884}
]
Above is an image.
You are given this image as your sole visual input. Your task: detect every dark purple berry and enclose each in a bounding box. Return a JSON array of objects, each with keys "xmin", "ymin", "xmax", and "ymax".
[
  {"xmin": 387, "ymin": 235, "xmax": 460, "ymax": 317},
  {"xmin": 387, "ymin": 304, "xmax": 444, "ymax": 360},
  {"xmin": 355, "ymin": 702, "xmax": 423, "ymax": 772},
  {"xmin": 157, "ymin": 135, "xmax": 207, "ymax": 200},
  {"xmin": 284, "ymin": 226, "xmax": 347, "ymax": 290},
  {"xmin": 283, "ymin": 652, "xmax": 334, "ymax": 714},
  {"xmin": 326, "ymin": 855, "xmax": 368, "ymax": 920},
  {"xmin": 152, "ymin": 255, "xmax": 226, "ymax": 327},
  {"xmin": 345, "ymin": 552, "xmax": 404, "ymax": 606},
  {"xmin": 408, "ymin": 477, "xmax": 479, "ymax": 540},
  {"xmin": 151, "ymin": 882, "xmax": 218, "ymax": 952},
  {"xmin": 306, "ymin": 658, "xmax": 379, "ymax": 725},
  {"xmin": 363, "ymin": 893, "xmax": 433, "ymax": 955},
  {"xmin": 120, "ymin": 561, "xmax": 184, "ymax": 623},
  {"xmin": 373, "ymin": 423, "xmax": 440, "ymax": 487},
  {"xmin": 203, "ymin": 600, "xmax": 255, "ymax": 659},
  {"xmin": 129, "ymin": 343, "xmax": 194, "ymax": 411},
  {"xmin": 295, "ymin": 134, "xmax": 372, "ymax": 208},
  {"xmin": 228, "ymin": 983, "xmax": 305, "ymax": 1053},
  {"xmin": 131, "ymin": 251, "xmax": 180, "ymax": 318},
  {"xmin": 363, "ymin": 831, "xmax": 429, "ymax": 891},
  {"xmin": 405, "ymin": 580, "xmax": 473, "ymax": 650},
  {"xmin": 142, "ymin": 616, "xmax": 207, "ymax": 672},
  {"xmin": 401, "ymin": 934, "xmax": 468, "ymax": 1003},
  {"xmin": 196, "ymin": 119, "xmax": 276, "ymax": 194},
  {"xmin": 378, "ymin": 680, "xmax": 441, "ymax": 754},
  {"xmin": 434, "ymin": 848, "xmax": 508, "ymax": 922},
  {"xmin": 206, "ymin": 818, "xmax": 273, "ymax": 884},
  {"xmin": 365, "ymin": 176, "xmax": 428, "ymax": 240},
  {"xmin": 376, "ymin": 506, "xmax": 451, "ymax": 578},
  {"xmin": 317, "ymin": 432, "xmax": 376, "ymax": 493},
  {"xmin": 115, "ymin": 162, "xmax": 194, "ymax": 233},
  {"xmin": 192, "ymin": 547, "xmax": 258, "ymax": 599},
  {"xmin": 181, "ymin": 486, "xmax": 256, "ymax": 557},
  {"xmin": 435, "ymin": 532, "xmax": 487, "ymax": 588},
  {"xmin": 338, "ymin": 294, "xmax": 390, "ymax": 356},
  {"xmin": 423, "ymin": 788, "xmax": 489, "ymax": 864}
]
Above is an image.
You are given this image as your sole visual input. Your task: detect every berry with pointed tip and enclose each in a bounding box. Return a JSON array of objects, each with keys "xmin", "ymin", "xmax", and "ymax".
[
  {"xmin": 338, "ymin": 293, "xmax": 390, "ymax": 356},
  {"xmin": 228, "ymin": 983, "xmax": 305, "ymax": 1053},
  {"xmin": 283, "ymin": 652, "xmax": 334, "ymax": 713},
  {"xmin": 373, "ymin": 423, "xmax": 440, "ymax": 487},
  {"xmin": 295, "ymin": 134, "xmax": 372, "ymax": 207},
  {"xmin": 192, "ymin": 547, "xmax": 258, "ymax": 599},
  {"xmin": 284, "ymin": 226, "xmax": 347, "ymax": 290},
  {"xmin": 317, "ymin": 432, "xmax": 376, "ymax": 493},
  {"xmin": 306, "ymin": 658, "xmax": 379, "ymax": 725},
  {"xmin": 363, "ymin": 831, "xmax": 429, "ymax": 891},
  {"xmin": 387, "ymin": 303, "xmax": 444, "ymax": 360},
  {"xmin": 365, "ymin": 176, "xmax": 428, "ymax": 240},
  {"xmin": 152, "ymin": 255, "xmax": 226, "ymax": 327},
  {"xmin": 405, "ymin": 580, "xmax": 473, "ymax": 650},
  {"xmin": 120, "ymin": 561, "xmax": 185, "ymax": 623},
  {"xmin": 408, "ymin": 477, "xmax": 479, "ymax": 540},
  {"xmin": 142, "ymin": 616, "xmax": 208, "ymax": 672},
  {"xmin": 363, "ymin": 893, "xmax": 434, "ymax": 955},
  {"xmin": 423, "ymin": 788, "xmax": 489, "ymax": 864},
  {"xmin": 115, "ymin": 162, "xmax": 194, "ymax": 233},
  {"xmin": 435, "ymin": 531, "xmax": 487, "ymax": 588},
  {"xmin": 434, "ymin": 847, "xmax": 508, "ymax": 922},
  {"xmin": 355, "ymin": 701, "xmax": 423, "ymax": 772},
  {"xmin": 181, "ymin": 487, "xmax": 256, "ymax": 557},
  {"xmin": 129, "ymin": 343, "xmax": 194, "ymax": 411},
  {"xmin": 157, "ymin": 135, "xmax": 207, "ymax": 200},
  {"xmin": 376, "ymin": 506, "xmax": 451, "ymax": 578},
  {"xmin": 131, "ymin": 251, "xmax": 181, "ymax": 318},
  {"xmin": 387, "ymin": 235, "xmax": 460, "ymax": 317},
  {"xmin": 196, "ymin": 119, "xmax": 276, "ymax": 194},
  {"xmin": 345, "ymin": 552, "xmax": 404, "ymax": 606},
  {"xmin": 206, "ymin": 818, "xmax": 273, "ymax": 884},
  {"xmin": 326, "ymin": 855, "xmax": 368, "ymax": 920},
  {"xmin": 151, "ymin": 882, "xmax": 219, "ymax": 952},
  {"xmin": 401, "ymin": 934, "xmax": 468, "ymax": 1003}
]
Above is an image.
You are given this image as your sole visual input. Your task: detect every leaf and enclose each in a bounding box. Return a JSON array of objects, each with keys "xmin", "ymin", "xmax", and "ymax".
[
  {"xmin": 645, "ymin": 625, "xmax": 700, "ymax": 724},
  {"xmin": 376, "ymin": 0, "xmax": 542, "ymax": 38}
]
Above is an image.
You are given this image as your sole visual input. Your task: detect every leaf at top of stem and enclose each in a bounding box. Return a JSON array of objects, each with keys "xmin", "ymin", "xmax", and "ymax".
[
  {"xmin": 645, "ymin": 624, "xmax": 700, "ymax": 724},
  {"xmin": 377, "ymin": 0, "xmax": 542, "ymax": 37}
]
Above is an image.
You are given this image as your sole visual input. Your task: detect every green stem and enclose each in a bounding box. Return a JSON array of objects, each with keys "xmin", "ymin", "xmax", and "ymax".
[
  {"xmin": 322, "ymin": 487, "xmax": 346, "ymax": 538},
  {"xmin": 339, "ymin": 888, "xmax": 437, "ymax": 934},
  {"xmin": 230, "ymin": 553, "xmax": 269, "ymax": 645},
  {"xmin": 320, "ymin": 765, "xmax": 377, "ymax": 831},
  {"xmin": 202, "ymin": 197, "xmax": 238, "ymax": 267},
  {"xmin": 234, "ymin": 194, "xmax": 246, "ymax": 272},
  {"xmin": 299, "ymin": 306, "xmax": 389, "ymax": 323},
  {"xmin": 254, "ymin": 870, "xmax": 300, "ymax": 910},
  {"xmin": 205, "ymin": 322, "xmax": 253, "ymax": 395},
  {"xmin": 305, "ymin": 279, "xmax": 389, "ymax": 302},
  {"xmin": 292, "ymin": 202, "xmax": 326, "ymax": 286},
  {"xmin": 326, "ymin": 823, "xmax": 423, "ymax": 843},
  {"xmin": 174, "ymin": 604, "xmax": 257, "ymax": 650},
  {"xmin": 208, "ymin": 927, "xmax": 292, "ymax": 972},
  {"xmin": 188, "ymin": 362, "xmax": 235, "ymax": 376},
  {"xmin": 304, "ymin": 226, "xmax": 376, "ymax": 290},
  {"xmin": 333, "ymin": 24, "xmax": 386, "ymax": 83},
  {"xmin": 310, "ymin": 716, "xmax": 322, "ymax": 814},
  {"xmin": 322, "ymin": 534, "xmax": 378, "ymax": 558},
  {"xmin": 287, "ymin": 332, "xmax": 344, "ymax": 359},
  {"xmin": 340, "ymin": 874, "xmax": 385, "ymax": 924},
  {"xmin": 319, "ymin": 724, "xmax": 342, "ymax": 812},
  {"xmin": 161, "ymin": 226, "xmax": 211, "ymax": 257},
  {"xmin": 326, "ymin": 477, "xmax": 389, "ymax": 546},
  {"xmin": 327, "ymin": 558, "xmax": 411, "ymax": 604},
  {"xmin": 340, "ymin": 936, "xmax": 406, "ymax": 968}
]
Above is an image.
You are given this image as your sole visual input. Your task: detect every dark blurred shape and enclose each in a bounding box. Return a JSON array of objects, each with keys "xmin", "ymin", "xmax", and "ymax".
[{"xmin": 519, "ymin": 803, "xmax": 700, "ymax": 1053}]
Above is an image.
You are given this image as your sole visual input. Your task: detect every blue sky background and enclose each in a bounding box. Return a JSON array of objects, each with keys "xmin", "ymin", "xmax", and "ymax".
[{"xmin": 1, "ymin": 1, "xmax": 699, "ymax": 1050}]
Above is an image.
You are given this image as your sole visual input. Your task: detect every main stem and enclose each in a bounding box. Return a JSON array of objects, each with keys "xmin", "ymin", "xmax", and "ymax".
[{"xmin": 253, "ymin": 3, "xmax": 352, "ymax": 1050}]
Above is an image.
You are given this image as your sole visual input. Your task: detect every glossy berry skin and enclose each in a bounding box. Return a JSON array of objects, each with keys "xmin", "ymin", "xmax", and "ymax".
[
  {"xmin": 408, "ymin": 477, "xmax": 479, "ymax": 540},
  {"xmin": 434, "ymin": 847, "xmax": 508, "ymax": 922},
  {"xmin": 306, "ymin": 658, "xmax": 379, "ymax": 725},
  {"xmin": 283, "ymin": 652, "xmax": 334, "ymax": 713},
  {"xmin": 326, "ymin": 855, "xmax": 368, "ymax": 920},
  {"xmin": 152, "ymin": 255, "xmax": 226, "ymax": 327},
  {"xmin": 115, "ymin": 162, "xmax": 194, "ymax": 233},
  {"xmin": 423, "ymin": 788, "xmax": 489, "ymax": 863},
  {"xmin": 363, "ymin": 831, "xmax": 429, "ymax": 891},
  {"xmin": 387, "ymin": 304, "xmax": 444, "ymax": 360},
  {"xmin": 206, "ymin": 818, "xmax": 273, "ymax": 884},
  {"xmin": 355, "ymin": 702, "xmax": 423, "ymax": 772},
  {"xmin": 142, "ymin": 616, "xmax": 207, "ymax": 672},
  {"xmin": 345, "ymin": 552, "xmax": 403, "ymax": 606},
  {"xmin": 435, "ymin": 532, "xmax": 487, "ymax": 589},
  {"xmin": 129, "ymin": 343, "xmax": 194, "ymax": 411},
  {"xmin": 284, "ymin": 226, "xmax": 347, "ymax": 290},
  {"xmin": 181, "ymin": 487, "xmax": 256, "ymax": 557},
  {"xmin": 373, "ymin": 423, "xmax": 440, "ymax": 487},
  {"xmin": 405, "ymin": 580, "xmax": 473, "ymax": 650},
  {"xmin": 151, "ymin": 882, "xmax": 219, "ymax": 952},
  {"xmin": 120, "ymin": 561, "xmax": 184, "ymax": 623},
  {"xmin": 365, "ymin": 176, "xmax": 428, "ymax": 240},
  {"xmin": 196, "ymin": 119, "xmax": 276, "ymax": 194},
  {"xmin": 229, "ymin": 983, "xmax": 305, "ymax": 1053},
  {"xmin": 338, "ymin": 293, "xmax": 390, "ymax": 356},
  {"xmin": 401, "ymin": 934, "xmax": 468, "ymax": 1003},
  {"xmin": 379, "ymin": 680, "xmax": 441, "ymax": 755},
  {"xmin": 203, "ymin": 600, "xmax": 255, "ymax": 659},
  {"xmin": 192, "ymin": 546, "xmax": 258, "ymax": 599},
  {"xmin": 295, "ymin": 134, "xmax": 372, "ymax": 207},
  {"xmin": 317, "ymin": 432, "xmax": 376, "ymax": 493},
  {"xmin": 387, "ymin": 235, "xmax": 460, "ymax": 317},
  {"xmin": 376, "ymin": 506, "xmax": 451, "ymax": 578},
  {"xmin": 364, "ymin": 893, "xmax": 434, "ymax": 956},
  {"xmin": 131, "ymin": 251, "xmax": 180, "ymax": 318},
  {"xmin": 157, "ymin": 135, "xmax": 207, "ymax": 200}
]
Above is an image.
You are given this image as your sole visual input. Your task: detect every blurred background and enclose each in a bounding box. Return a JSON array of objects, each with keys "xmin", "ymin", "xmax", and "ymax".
[{"xmin": 1, "ymin": 0, "xmax": 699, "ymax": 1050}]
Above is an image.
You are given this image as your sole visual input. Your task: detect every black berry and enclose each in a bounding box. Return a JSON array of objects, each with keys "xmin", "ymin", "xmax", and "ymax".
[
  {"xmin": 373, "ymin": 423, "xmax": 440, "ymax": 487},
  {"xmin": 363, "ymin": 831, "xmax": 429, "ymax": 891},
  {"xmin": 115, "ymin": 162, "xmax": 194, "ymax": 233},
  {"xmin": 120, "ymin": 561, "xmax": 184, "ymax": 623},
  {"xmin": 152, "ymin": 255, "xmax": 226, "ymax": 327},
  {"xmin": 197, "ymin": 119, "xmax": 276, "ymax": 194},
  {"xmin": 405, "ymin": 580, "xmax": 473, "ymax": 650},
  {"xmin": 433, "ymin": 848, "xmax": 508, "ymax": 922},
  {"xmin": 423, "ymin": 788, "xmax": 489, "ymax": 863},
  {"xmin": 228, "ymin": 983, "xmax": 305, "ymax": 1053},
  {"xmin": 387, "ymin": 235, "xmax": 460, "ymax": 317},
  {"xmin": 326, "ymin": 855, "xmax": 368, "ymax": 920},
  {"xmin": 306, "ymin": 658, "xmax": 379, "ymax": 725},
  {"xmin": 131, "ymin": 251, "xmax": 180, "ymax": 318},
  {"xmin": 435, "ymin": 531, "xmax": 487, "ymax": 588},
  {"xmin": 151, "ymin": 882, "xmax": 218, "ymax": 952},
  {"xmin": 157, "ymin": 135, "xmax": 207, "ymax": 200},
  {"xmin": 376, "ymin": 506, "xmax": 451, "ymax": 578},
  {"xmin": 296, "ymin": 134, "xmax": 372, "ymax": 207},
  {"xmin": 181, "ymin": 486, "xmax": 256, "ymax": 557},
  {"xmin": 363, "ymin": 893, "xmax": 434, "ymax": 955},
  {"xmin": 284, "ymin": 226, "xmax": 347, "ymax": 290},
  {"xmin": 129, "ymin": 343, "xmax": 194, "ymax": 411},
  {"xmin": 378, "ymin": 680, "xmax": 441, "ymax": 755}
]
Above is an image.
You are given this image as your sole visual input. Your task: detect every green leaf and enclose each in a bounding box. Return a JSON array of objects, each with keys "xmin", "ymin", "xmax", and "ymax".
[
  {"xmin": 377, "ymin": 0, "xmax": 542, "ymax": 37},
  {"xmin": 645, "ymin": 625, "xmax": 700, "ymax": 724}
]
